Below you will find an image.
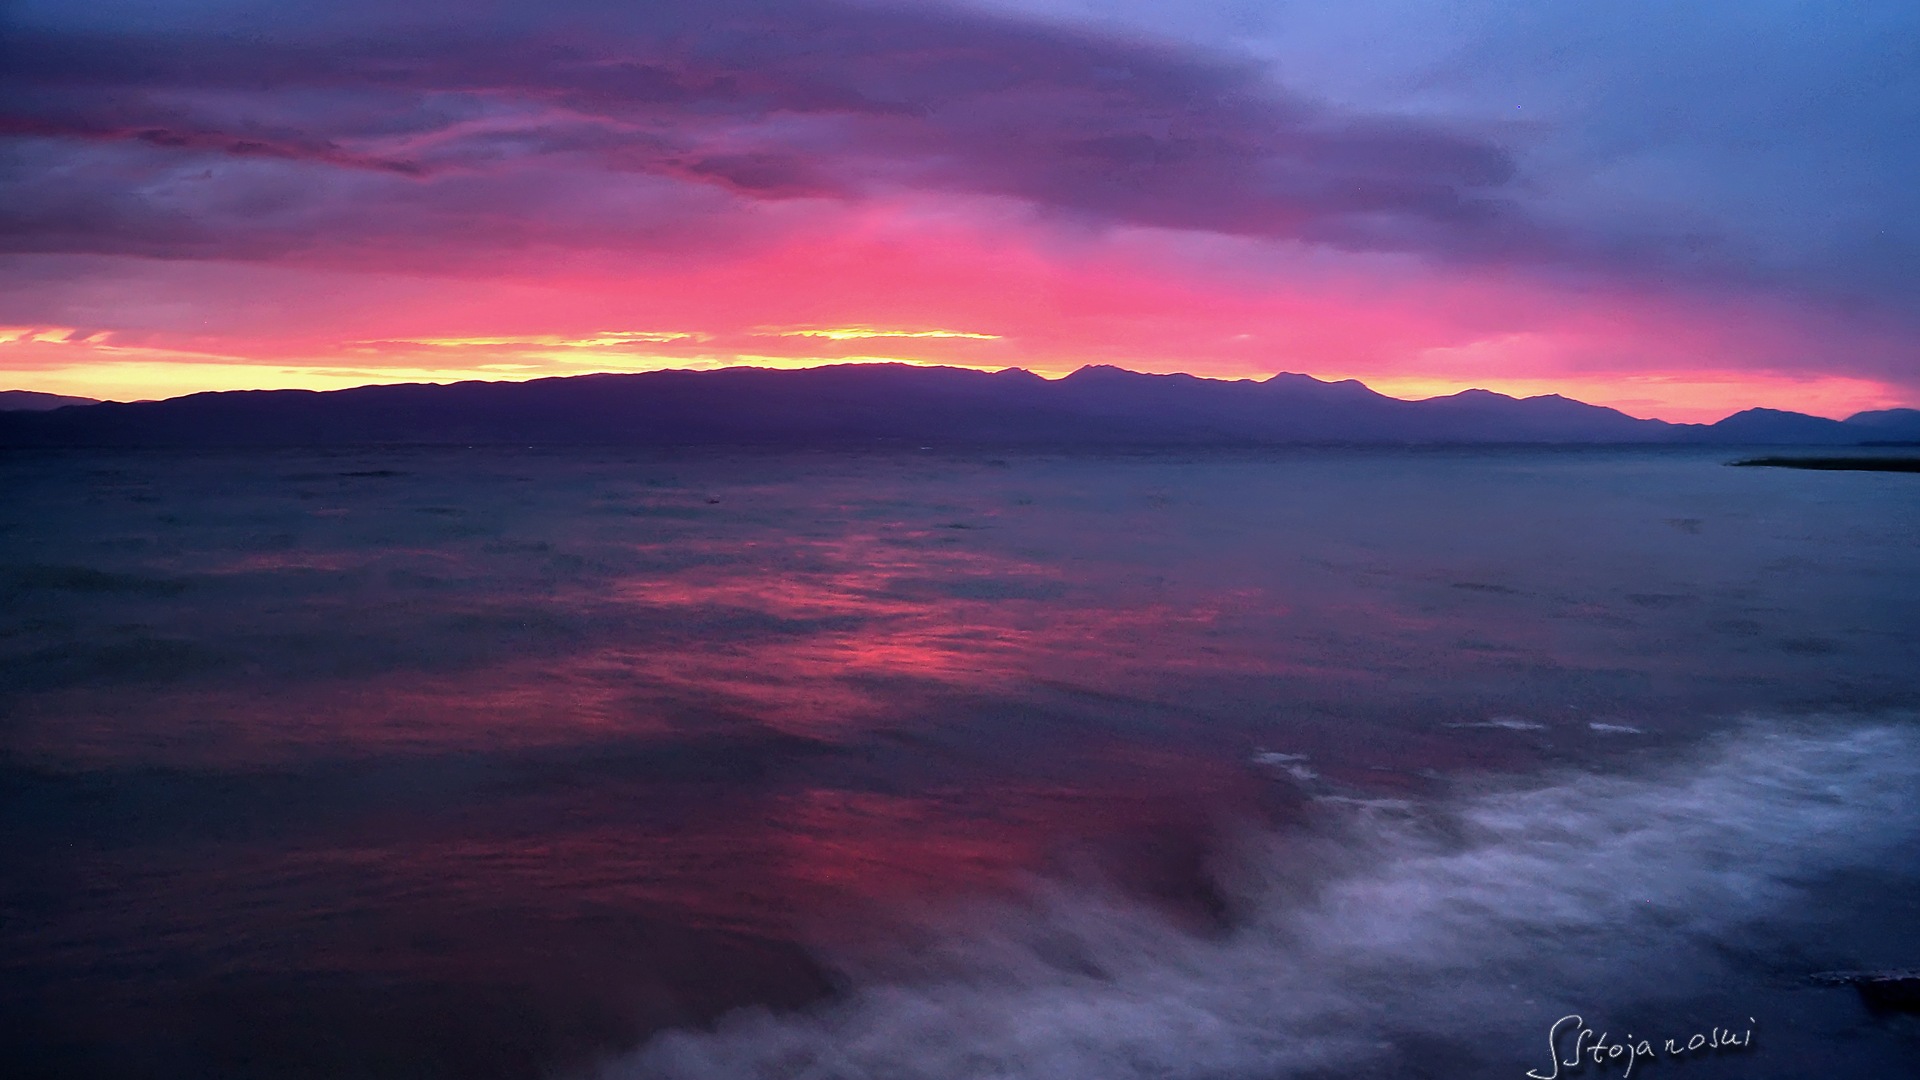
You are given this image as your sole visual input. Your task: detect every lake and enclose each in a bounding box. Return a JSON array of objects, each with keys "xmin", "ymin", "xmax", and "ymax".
[{"xmin": 2, "ymin": 445, "xmax": 1916, "ymax": 1078}]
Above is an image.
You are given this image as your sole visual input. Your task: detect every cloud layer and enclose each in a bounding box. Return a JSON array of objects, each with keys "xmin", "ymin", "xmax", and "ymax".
[
  {"xmin": 2, "ymin": 0, "xmax": 1917, "ymax": 415},
  {"xmin": 2, "ymin": 0, "xmax": 1541, "ymax": 263}
]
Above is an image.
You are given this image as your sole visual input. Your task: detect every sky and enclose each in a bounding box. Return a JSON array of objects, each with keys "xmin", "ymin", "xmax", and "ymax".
[{"xmin": 2, "ymin": 0, "xmax": 1917, "ymax": 421}]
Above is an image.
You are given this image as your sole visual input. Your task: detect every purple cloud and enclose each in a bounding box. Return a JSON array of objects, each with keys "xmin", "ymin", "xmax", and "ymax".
[{"xmin": 0, "ymin": 0, "xmax": 1525, "ymax": 261}]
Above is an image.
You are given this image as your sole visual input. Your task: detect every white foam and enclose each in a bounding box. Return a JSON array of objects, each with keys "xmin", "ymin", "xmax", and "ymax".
[
  {"xmin": 1250, "ymin": 749, "xmax": 1318, "ymax": 782},
  {"xmin": 1447, "ymin": 716, "xmax": 1548, "ymax": 731},
  {"xmin": 590, "ymin": 718, "xmax": 1920, "ymax": 1080}
]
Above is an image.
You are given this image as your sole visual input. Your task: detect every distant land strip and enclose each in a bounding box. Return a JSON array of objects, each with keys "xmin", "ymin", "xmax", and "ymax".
[
  {"xmin": 3, "ymin": 364, "xmax": 1918, "ymax": 449},
  {"xmin": 1730, "ymin": 456, "xmax": 1920, "ymax": 472}
]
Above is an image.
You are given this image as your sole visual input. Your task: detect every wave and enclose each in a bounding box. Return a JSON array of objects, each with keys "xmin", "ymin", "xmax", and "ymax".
[{"xmin": 590, "ymin": 717, "xmax": 1920, "ymax": 1079}]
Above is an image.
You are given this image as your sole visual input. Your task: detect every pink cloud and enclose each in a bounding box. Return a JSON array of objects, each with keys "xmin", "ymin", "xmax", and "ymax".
[{"xmin": 5, "ymin": 197, "xmax": 1912, "ymax": 419}]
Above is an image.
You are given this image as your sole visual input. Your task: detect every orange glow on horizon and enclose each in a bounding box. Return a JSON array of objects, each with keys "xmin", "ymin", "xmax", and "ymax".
[
  {"xmin": 4, "ymin": 343, "xmax": 1904, "ymax": 424},
  {"xmin": 3, "ymin": 203, "xmax": 1915, "ymax": 422},
  {"xmin": 1340, "ymin": 372, "xmax": 1912, "ymax": 425},
  {"xmin": 768, "ymin": 327, "xmax": 1003, "ymax": 341},
  {"xmin": 367, "ymin": 331, "xmax": 708, "ymax": 348}
]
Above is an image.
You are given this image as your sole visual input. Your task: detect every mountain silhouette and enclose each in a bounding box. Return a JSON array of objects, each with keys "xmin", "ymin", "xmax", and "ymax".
[
  {"xmin": 0, "ymin": 390, "xmax": 99, "ymax": 411},
  {"xmin": 1, "ymin": 364, "xmax": 1914, "ymax": 448}
]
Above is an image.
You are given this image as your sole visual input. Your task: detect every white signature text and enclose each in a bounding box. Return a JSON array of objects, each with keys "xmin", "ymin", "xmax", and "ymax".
[{"xmin": 1526, "ymin": 1013, "xmax": 1755, "ymax": 1079}]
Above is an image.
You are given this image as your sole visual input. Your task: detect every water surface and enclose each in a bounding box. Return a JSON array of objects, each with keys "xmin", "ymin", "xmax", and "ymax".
[{"xmin": 2, "ymin": 446, "xmax": 1916, "ymax": 1078}]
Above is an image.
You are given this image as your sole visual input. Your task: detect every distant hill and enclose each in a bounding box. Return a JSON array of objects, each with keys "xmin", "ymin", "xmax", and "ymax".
[
  {"xmin": 1841, "ymin": 408, "xmax": 1920, "ymax": 443},
  {"xmin": 0, "ymin": 364, "xmax": 1913, "ymax": 448},
  {"xmin": 0, "ymin": 390, "xmax": 99, "ymax": 411}
]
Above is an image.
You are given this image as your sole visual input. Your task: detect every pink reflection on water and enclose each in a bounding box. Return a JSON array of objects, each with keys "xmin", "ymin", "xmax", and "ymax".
[
  {"xmin": 592, "ymin": 529, "xmax": 1336, "ymax": 739},
  {"xmin": 30, "ymin": 740, "xmax": 1262, "ymax": 1009},
  {"xmin": 5, "ymin": 666, "xmax": 686, "ymax": 769},
  {"xmin": 10, "ymin": 523, "xmax": 1394, "ymax": 767},
  {"xmin": 211, "ymin": 551, "xmax": 364, "ymax": 573},
  {"xmin": 597, "ymin": 531, "xmax": 1055, "ymax": 736}
]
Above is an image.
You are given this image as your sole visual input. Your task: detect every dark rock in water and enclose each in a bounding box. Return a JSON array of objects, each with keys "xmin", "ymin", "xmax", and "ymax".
[
  {"xmin": 1730, "ymin": 456, "xmax": 1920, "ymax": 472},
  {"xmin": 1810, "ymin": 969, "xmax": 1920, "ymax": 1013}
]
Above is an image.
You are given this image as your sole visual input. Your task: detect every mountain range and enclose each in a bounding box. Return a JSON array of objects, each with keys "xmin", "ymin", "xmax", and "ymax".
[
  {"xmin": 2, "ymin": 364, "xmax": 1916, "ymax": 448},
  {"xmin": 0, "ymin": 390, "xmax": 99, "ymax": 411}
]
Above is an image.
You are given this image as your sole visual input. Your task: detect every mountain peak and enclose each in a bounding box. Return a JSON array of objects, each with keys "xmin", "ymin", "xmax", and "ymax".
[
  {"xmin": 0, "ymin": 390, "xmax": 100, "ymax": 411},
  {"xmin": 0, "ymin": 364, "xmax": 1891, "ymax": 448}
]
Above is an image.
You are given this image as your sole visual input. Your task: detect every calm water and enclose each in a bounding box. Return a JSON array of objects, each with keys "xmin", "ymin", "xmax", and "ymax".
[{"xmin": 2, "ymin": 446, "xmax": 1917, "ymax": 1078}]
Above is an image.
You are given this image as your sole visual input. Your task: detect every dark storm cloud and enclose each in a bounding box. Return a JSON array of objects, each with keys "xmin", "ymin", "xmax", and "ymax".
[
  {"xmin": 0, "ymin": 0, "xmax": 1530, "ymax": 262},
  {"xmin": 0, "ymin": 113, "xmax": 424, "ymax": 174},
  {"xmin": 6, "ymin": 0, "xmax": 1914, "ymax": 319}
]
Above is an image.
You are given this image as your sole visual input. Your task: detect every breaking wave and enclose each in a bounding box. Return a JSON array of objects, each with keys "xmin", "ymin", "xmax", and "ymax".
[{"xmin": 591, "ymin": 717, "xmax": 1920, "ymax": 1080}]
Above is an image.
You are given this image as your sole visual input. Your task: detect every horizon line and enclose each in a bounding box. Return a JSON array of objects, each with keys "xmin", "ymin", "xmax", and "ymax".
[{"xmin": 5, "ymin": 361, "xmax": 1914, "ymax": 426}]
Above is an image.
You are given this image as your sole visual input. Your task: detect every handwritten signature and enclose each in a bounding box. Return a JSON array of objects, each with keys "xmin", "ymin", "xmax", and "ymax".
[{"xmin": 1526, "ymin": 1014, "xmax": 1755, "ymax": 1078}]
